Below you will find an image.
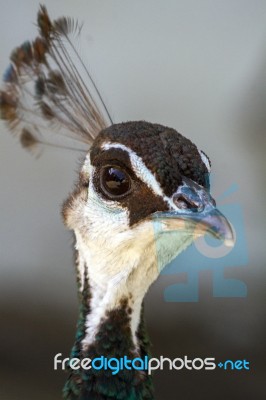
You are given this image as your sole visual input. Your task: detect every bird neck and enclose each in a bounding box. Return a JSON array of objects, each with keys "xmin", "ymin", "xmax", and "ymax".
[
  {"xmin": 63, "ymin": 239, "xmax": 155, "ymax": 399},
  {"xmin": 72, "ymin": 228, "xmax": 159, "ymax": 347}
]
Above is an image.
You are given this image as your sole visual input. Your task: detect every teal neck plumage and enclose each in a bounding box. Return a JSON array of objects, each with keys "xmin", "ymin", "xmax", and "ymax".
[{"xmin": 63, "ymin": 266, "xmax": 154, "ymax": 400}]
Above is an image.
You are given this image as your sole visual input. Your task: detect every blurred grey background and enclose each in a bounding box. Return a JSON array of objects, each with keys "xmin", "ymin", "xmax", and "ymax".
[{"xmin": 0, "ymin": 0, "xmax": 265, "ymax": 399}]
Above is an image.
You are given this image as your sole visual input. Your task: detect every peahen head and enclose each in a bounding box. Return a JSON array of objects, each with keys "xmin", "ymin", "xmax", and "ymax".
[{"xmin": 63, "ymin": 120, "xmax": 233, "ymax": 354}]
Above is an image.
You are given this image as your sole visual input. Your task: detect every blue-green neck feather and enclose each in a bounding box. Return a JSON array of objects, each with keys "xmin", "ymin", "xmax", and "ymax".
[{"xmin": 63, "ymin": 274, "xmax": 154, "ymax": 400}]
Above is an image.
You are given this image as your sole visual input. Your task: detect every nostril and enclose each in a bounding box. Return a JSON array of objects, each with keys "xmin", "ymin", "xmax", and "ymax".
[{"xmin": 173, "ymin": 194, "xmax": 199, "ymax": 211}]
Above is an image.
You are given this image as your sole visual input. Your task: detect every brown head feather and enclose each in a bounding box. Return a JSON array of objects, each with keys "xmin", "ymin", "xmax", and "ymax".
[
  {"xmin": 0, "ymin": 91, "xmax": 17, "ymax": 123},
  {"xmin": 20, "ymin": 128, "xmax": 38, "ymax": 149},
  {"xmin": 37, "ymin": 5, "xmax": 53, "ymax": 40}
]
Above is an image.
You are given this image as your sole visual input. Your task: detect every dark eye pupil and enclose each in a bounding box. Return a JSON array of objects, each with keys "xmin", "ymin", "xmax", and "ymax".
[{"xmin": 101, "ymin": 167, "xmax": 131, "ymax": 197}]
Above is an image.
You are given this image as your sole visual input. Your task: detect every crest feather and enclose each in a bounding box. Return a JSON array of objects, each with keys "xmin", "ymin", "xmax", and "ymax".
[{"xmin": 0, "ymin": 5, "xmax": 112, "ymax": 154}]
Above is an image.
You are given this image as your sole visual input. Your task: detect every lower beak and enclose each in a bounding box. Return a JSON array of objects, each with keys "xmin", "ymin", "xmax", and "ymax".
[{"xmin": 152, "ymin": 206, "xmax": 234, "ymax": 247}]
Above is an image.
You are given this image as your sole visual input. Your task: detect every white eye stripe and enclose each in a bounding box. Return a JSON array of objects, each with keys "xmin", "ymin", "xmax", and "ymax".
[
  {"xmin": 101, "ymin": 143, "xmax": 163, "ymax": 196},
  {"xmin": 199, "ymin": 150, "xmax": 211, "ymax": 173},
  {"xmin": 101, "ymin": 142, "xmax": 176, "ymax": 209}
]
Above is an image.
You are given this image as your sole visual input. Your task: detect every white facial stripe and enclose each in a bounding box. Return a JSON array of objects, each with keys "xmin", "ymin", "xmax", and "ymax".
[
  {"xmin": 102, "ymin": 143, "xmax": 163, "ymax": 195},
  {"xmin": 199, "ymin": 150, "xmax": 211, "ymax": 173},
  {"xmin": 101, "ymin": 142, "xmax": 176, "ymax": 209}
]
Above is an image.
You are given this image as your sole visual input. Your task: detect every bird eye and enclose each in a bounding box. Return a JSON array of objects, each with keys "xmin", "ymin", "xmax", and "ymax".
[{"xmin": 100, "ymin": 166, "xmax": 131, "ymax": 198}]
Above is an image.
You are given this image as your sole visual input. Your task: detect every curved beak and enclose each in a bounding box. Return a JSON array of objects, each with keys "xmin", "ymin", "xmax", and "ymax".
[{"xmin": 152, "ymin": 177, "xmax": 235, "ymax": 247}]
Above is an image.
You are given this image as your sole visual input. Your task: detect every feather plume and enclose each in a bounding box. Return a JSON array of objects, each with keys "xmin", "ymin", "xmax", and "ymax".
[
  {"xmin": 0, "ymin": 5, "xmax": 112, "ymax": 154},
  {"xmin": 19, "ymin": 127, "xmax": 86, "ymax": 157}
]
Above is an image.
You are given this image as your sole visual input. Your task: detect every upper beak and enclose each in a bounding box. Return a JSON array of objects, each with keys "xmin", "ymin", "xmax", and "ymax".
[{"xmin": 152, "ymin": 177, "xmax": 235, "ymax": 247}]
